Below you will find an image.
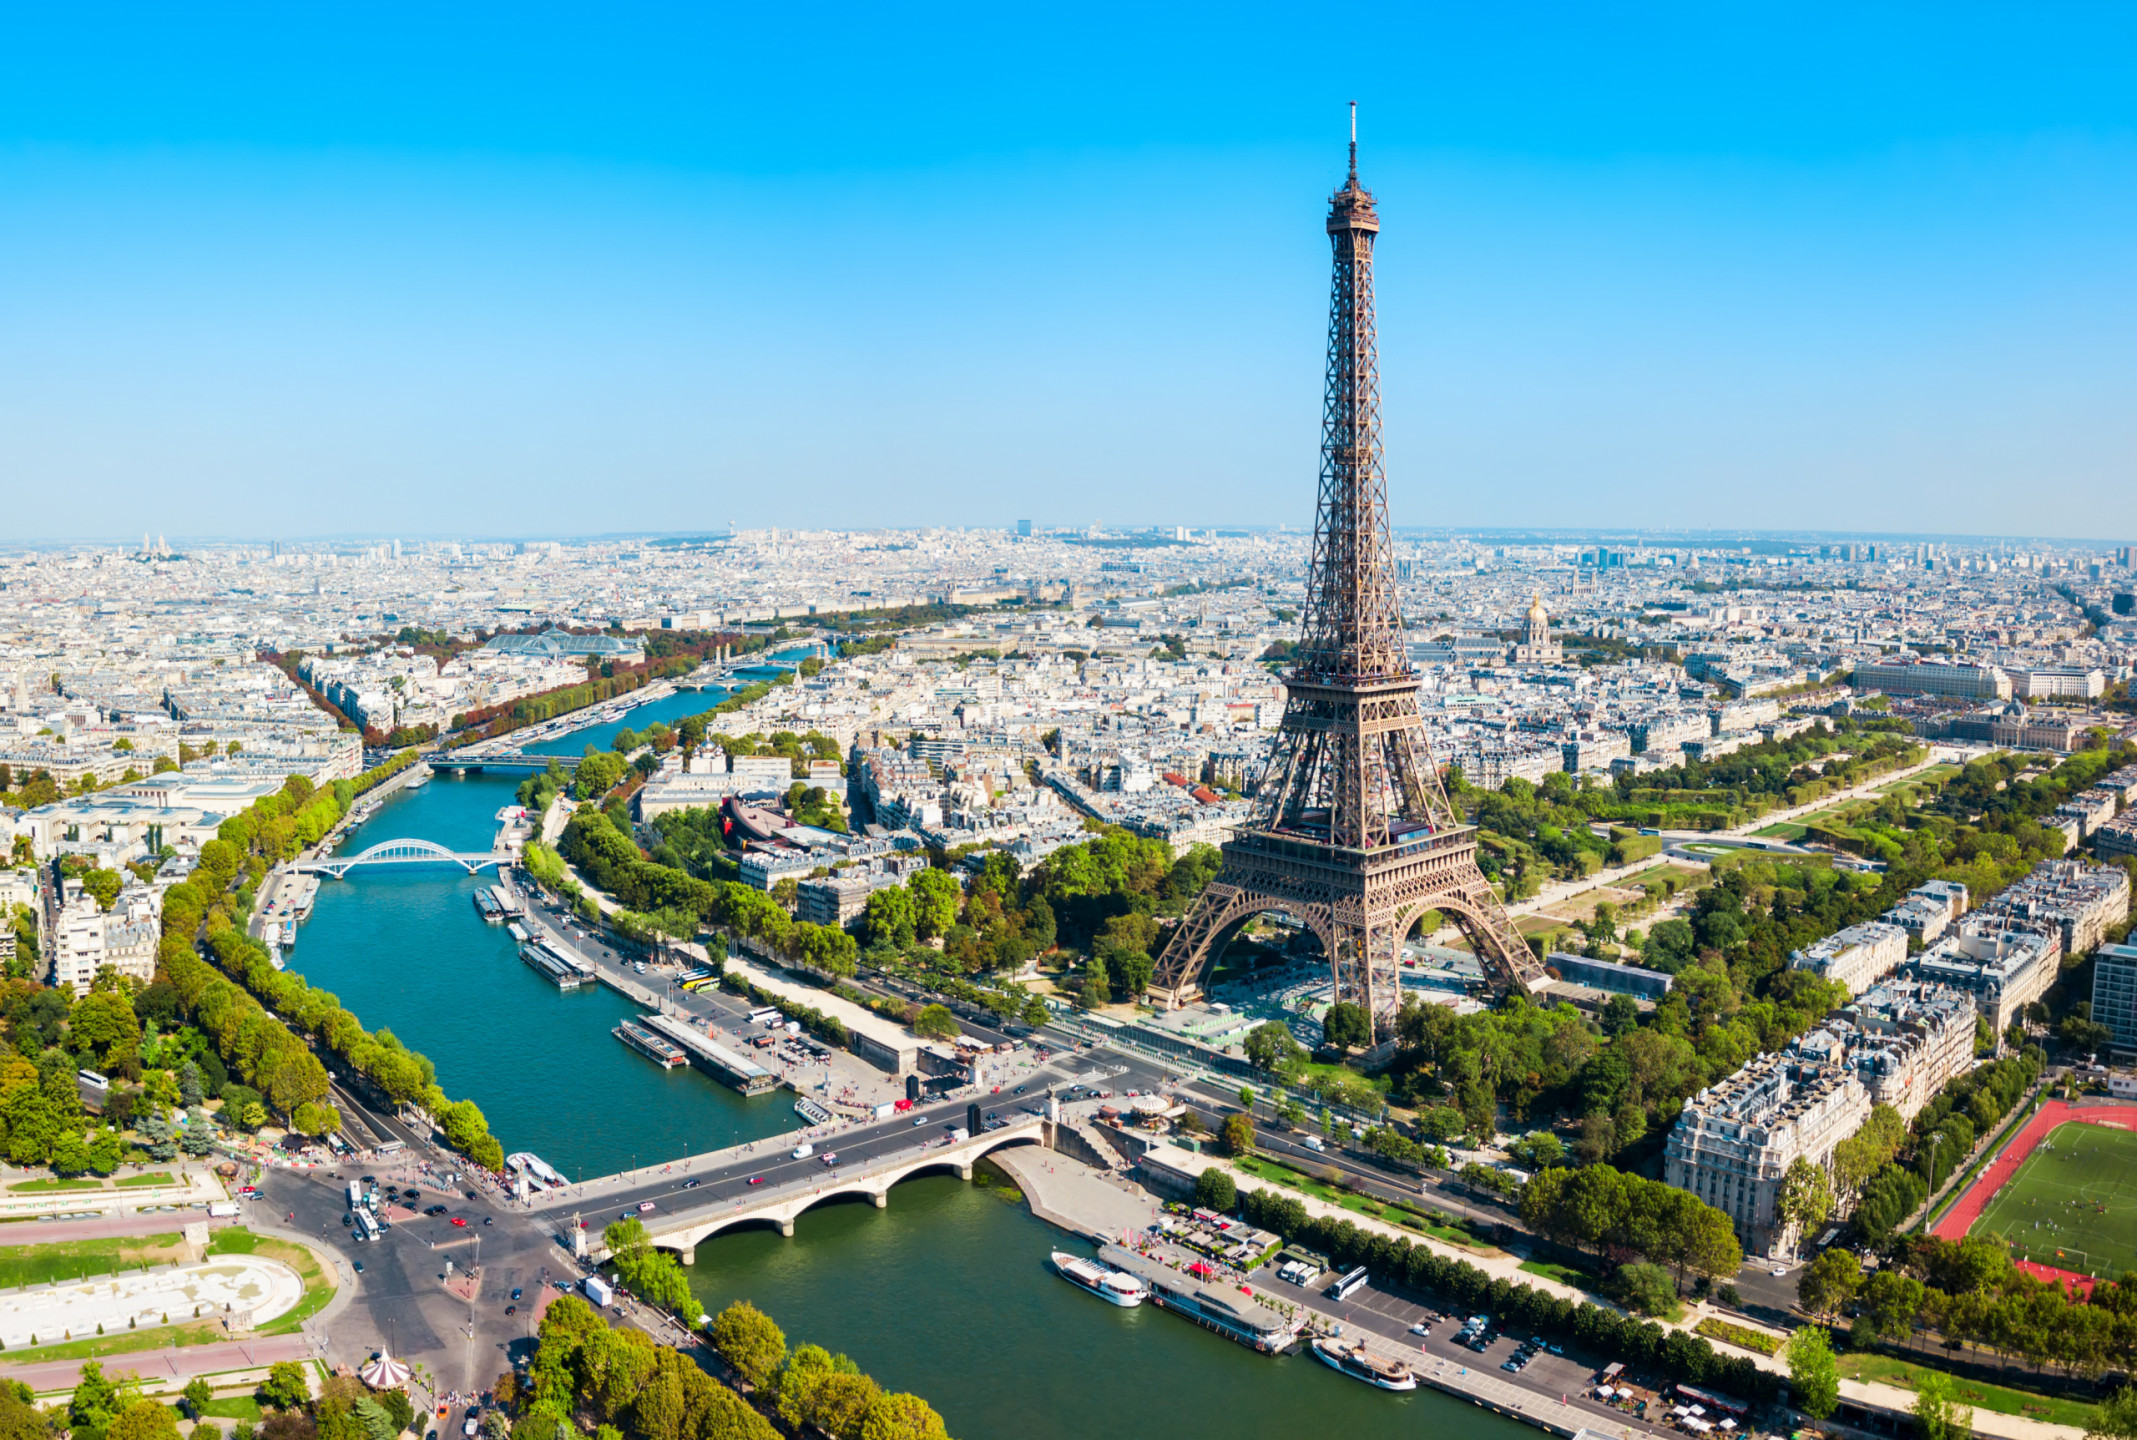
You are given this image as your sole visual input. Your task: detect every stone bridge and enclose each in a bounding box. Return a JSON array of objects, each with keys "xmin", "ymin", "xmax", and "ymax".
[{"xmin": 594, "ymin": 1115, "xmax": 1051, "ymax": 1264}]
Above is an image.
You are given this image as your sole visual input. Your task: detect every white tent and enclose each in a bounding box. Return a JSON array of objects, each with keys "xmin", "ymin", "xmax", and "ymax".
[{"xmin": 359, "ymin": 1351, "xmax": 413, "ymax": 1389}]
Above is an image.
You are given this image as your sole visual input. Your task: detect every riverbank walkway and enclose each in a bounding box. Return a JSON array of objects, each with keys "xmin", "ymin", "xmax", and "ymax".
[{"xmin": 1063, "ymin": 1143, "xmax": 2082, "ymax": 1440}]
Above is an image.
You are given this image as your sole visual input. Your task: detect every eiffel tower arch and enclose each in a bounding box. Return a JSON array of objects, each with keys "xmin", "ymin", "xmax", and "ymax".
[{"xmin": 1147, "ymin": 112, "xmax": 1545, "ymax": 1034}]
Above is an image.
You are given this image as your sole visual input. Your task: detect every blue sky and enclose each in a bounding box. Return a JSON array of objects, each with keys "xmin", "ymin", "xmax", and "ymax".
[{"xmin": 3, "ymin": 4, "xmax": 2136, "ymax": 541}]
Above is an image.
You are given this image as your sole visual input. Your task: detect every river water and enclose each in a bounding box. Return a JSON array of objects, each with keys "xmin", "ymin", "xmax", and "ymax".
[{"xmin": 293, "ymin": 695, "xmax": 1536, "ymax": 1440}]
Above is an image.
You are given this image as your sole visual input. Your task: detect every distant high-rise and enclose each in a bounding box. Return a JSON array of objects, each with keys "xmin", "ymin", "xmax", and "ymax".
[
  {"xmin": 1149, "ymin": 113, "xmax": 1541, "ymax": 1032},
  {"xmin": 1016, "ymin": 519, "xmax": 1033, "ymax": 538}
]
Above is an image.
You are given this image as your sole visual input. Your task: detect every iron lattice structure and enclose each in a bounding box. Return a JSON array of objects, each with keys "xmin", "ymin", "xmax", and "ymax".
[{"xmin": 1148, "ymin": 132, "xmax": 1544, "ymax": 1032}]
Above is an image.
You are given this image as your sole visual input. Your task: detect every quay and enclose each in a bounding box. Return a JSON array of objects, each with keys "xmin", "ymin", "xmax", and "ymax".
[{"xmin": 637, "ymin": 1011, "xmax": 777, "ymax": 1095}]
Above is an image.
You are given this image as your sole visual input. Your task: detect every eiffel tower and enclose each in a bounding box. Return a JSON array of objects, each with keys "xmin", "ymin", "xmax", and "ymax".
[{"xmin": 1147, "ymin": 110, "xmax": 1544, "ymax": 1033}]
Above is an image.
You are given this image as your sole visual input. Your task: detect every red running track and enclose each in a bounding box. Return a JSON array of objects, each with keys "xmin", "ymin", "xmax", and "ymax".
[{"xmin": 1928, "ymin": 1099, "xmax": 2137, "ymax": 1295}]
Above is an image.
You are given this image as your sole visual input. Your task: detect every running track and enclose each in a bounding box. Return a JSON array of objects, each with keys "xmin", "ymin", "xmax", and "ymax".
[{"xmin": 1928, "ymin": 1099, "xmax": 2137, "ymax": 1294}]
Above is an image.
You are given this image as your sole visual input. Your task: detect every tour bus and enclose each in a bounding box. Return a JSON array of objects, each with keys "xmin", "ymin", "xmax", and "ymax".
[
  {"xmin": 78, "ymin": 1069, "xmax": 111, "ymax": 1094},
  {"xmin": 354, "ymin": 1209, "xmax": 382, "ymax": 1242},
  {"xmin": 346, "ymin": 1180, "xmax": 365, "ymax": 1212},
  {"xmin": 748, "ymin": 1007, "xmax": 782, "ymax": 1027},
  {"xmin": 1325, "ymin": 1266, "xmax": 1370, "ymax": 1301},
  {"xmin": 680, "ymin": 975, "xmax": 719, "ymax": 992}
]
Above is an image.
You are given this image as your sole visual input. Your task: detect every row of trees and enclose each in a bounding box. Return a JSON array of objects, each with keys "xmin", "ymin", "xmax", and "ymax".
[
  {"xmin": 152, "ymin": 757, "xmax": 507, "ymax": 1168},
  {"xmin": 1851, "ymin": 1047, "xmax": 2042, "ymax": 1240},
  {"xmin": 1228, "ymin": 1180, "xmax": 1777, "ymax": 1404},
  {"xmin": 524, "ymin": 1294, "xmax": 952, "ymax": 1440},
  {"xmin": 1799, "ymin": 1232, "xmax": 2137, "ymax": 1381},
  {"xmin": 1519, "ymin": 1163, "xmax": 1743, "ymax": 1293}
]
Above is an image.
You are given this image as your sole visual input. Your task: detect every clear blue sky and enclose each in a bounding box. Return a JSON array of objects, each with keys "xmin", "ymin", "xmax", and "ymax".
[{"xmin": 4, "ymin": 4, "xmax": 2135, "ymax": 541}]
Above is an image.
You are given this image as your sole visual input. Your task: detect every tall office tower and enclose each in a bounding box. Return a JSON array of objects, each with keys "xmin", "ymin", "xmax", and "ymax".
[{"xmin": 1148, "ymin": 116, "xmax": 1542, "ymax": 1034}]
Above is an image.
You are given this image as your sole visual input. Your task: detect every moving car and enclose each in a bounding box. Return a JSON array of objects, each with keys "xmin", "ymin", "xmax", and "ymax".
[{"xmin": 450, "ymin": 1216, "xmax": 469, "ymax": 1227}]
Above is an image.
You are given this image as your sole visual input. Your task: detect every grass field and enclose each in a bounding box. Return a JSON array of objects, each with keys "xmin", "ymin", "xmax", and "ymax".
[
  {"xmin": 0, "ymin": 1233, "xmax": 184, "ymax": 1289},
  {"xmin": 1970, "ymin": 1120, "xmax": 2137, "ymax": 1277}
]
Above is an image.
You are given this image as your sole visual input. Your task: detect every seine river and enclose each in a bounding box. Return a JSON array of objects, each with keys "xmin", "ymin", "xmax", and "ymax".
[{"xmin": 293, "ymin": 696, "xmax": 1534, "ymax": 1440}]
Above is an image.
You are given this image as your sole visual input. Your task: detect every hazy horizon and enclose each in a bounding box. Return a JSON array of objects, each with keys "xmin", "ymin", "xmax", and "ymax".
[{"xmin": 4, "ymin": 5, "xmax": 2136, "ymax": 541}]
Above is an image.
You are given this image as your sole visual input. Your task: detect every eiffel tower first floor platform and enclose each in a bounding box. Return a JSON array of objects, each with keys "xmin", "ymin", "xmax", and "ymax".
[{"xmin": 1145, "ymin": 823, "xmax": 1547, "ymax": 1020}]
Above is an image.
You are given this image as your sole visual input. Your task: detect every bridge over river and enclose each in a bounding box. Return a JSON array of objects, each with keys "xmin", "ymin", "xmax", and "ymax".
[
  {"xmin": 293, "ymin": 837, "xmax": 514, "ymax": 879},
  {"xmin": 555, "ymin": 1110, "xmax": 1051, "ymax": 1263}
]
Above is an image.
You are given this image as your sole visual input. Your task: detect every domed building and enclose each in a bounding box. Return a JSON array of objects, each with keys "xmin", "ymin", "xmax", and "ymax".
[{"xmin": 1511, "ymin": 593, "xmax": 1564, "ymax": 665}]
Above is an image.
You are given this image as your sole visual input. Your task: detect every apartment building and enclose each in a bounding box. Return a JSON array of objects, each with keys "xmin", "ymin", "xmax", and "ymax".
[
  {"xmin": 1883, "ymin": 879, "xmax": 1970, "ymax": 945},
  {"xmin": 42, "ymin": 877, "xmax": 160, "ymax": 995},
  {"xmin": 1990, "ymin": 859, "xmax": 2130, "ymax": 957},
  {"xmin": 2092, "ymin": 944, "xmax": 2137, "ymax": 1059},
  {"xmin": 1789, "ymin": 921, "xmax": 1910, "ymax": 997},
  {"xmin": 1665, "ymin": 1051, "xmax": 1870, "ymax": 1258},
  {"xmin": 2096, "ymin": 811, "xmax": 2137, "ymax": 863},
  {"xmin": 1909, "ymin": 916, "xmax": 2064, "ymax": 1035},
  {"xmin": 1853, "ymin": 659, "xmax": 2013, "ymax": 701},
  {"xmin": 1809, "ymin": 980, "xmax": 1976, "ymax": 1123}
]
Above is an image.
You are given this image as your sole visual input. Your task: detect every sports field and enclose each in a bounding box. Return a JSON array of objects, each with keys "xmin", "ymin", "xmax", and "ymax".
[{"xmin": 1971, "ymin": 1121, "xmax": 2137, "ymax": 1278}]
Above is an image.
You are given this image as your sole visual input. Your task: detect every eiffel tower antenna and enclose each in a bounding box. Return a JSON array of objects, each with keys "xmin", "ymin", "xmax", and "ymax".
[{"xmin": 1148, "ymin": 116, "xmax": 1542, "ymax": 1034}]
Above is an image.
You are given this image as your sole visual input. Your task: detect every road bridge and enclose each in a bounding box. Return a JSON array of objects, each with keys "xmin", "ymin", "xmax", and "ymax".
[
  {"xmin": 587, "ymin": 1113, "xmax": 1049, "ymax": 1262},
  {"xmin": 427, "ymin": 753, "xmax": 579, "ymax": 773},
  {"xmin": 294, "ymin": 837, "xmax": 513, "ymax": 879}
]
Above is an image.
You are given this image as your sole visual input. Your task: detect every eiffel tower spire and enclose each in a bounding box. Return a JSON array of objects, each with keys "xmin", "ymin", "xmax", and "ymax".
[{"xmin": 1149, "ymin": 116, "xmax": 1542, "ymax": 1033}]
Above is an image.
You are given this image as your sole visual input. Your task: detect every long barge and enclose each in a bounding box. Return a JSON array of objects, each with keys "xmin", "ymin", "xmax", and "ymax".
[
  {"xmin": 614, "ymin": 1018, "xmax": 688, "ymax": 1070},
  {"xmin": 637, "ymin": 1011, "xmax": 777, "ymax": 1095},
  {"xmin": 1096, "ymin": 1243, "xmax": 1299, "ymax": 1354},
  {"xmin": 520, "ymin": 940, "xmax": 593, "ymax": 991}
]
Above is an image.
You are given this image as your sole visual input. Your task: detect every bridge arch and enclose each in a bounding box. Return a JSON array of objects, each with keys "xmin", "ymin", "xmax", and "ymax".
[{"xmin": 305, "ymin": 837, "xmax": 505, "ymax": 878}]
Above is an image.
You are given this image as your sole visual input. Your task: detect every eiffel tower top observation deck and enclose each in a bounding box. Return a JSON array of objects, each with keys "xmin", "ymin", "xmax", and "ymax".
[{"xmin": 1147, "ymin": 109, "xmax": 1543, "ymax": 1030}]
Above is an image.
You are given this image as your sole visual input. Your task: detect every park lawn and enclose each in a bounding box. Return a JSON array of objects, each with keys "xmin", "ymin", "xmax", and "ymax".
[
  {"xmin": 6, "ymin": 1178, "xmax": 106, "ymax": 1193},
  {"xmin": 211, "ymin": 1230, "xmax": 335, "ymax": 1336},
  {"xmin": 1834, "ymin": 1352, "xmax": 2097, "ymax": 1430},
  {"xmin": 1518, "ymin": 1258, "xmax": 1597, "ymax": 1289},
  {"xmin": 1694, "ymin": 1317, "xmax": 1781, "ymax": 1356},
  {"xmin": 0, "ymin": 1320, "xmax": 229, "ymax": 1363},
  {"xmin": 201, "ymin": 1398, "xmax": 264, "ymax": 1421},
  {"xmin": 1967, "ymin": 1120, "xmax": 2137, "ymax": 1276},
  {"xmin": 1752, "ymin": 822, "xmax": 1809, "ymax": 841},
  {"xmin": 0, "ymin": 1233, "xmax": 184, "ymax": 1289},
  {"xmin": 115, "ymin": 1172, "xmax": 179, "ymax": 1189}
]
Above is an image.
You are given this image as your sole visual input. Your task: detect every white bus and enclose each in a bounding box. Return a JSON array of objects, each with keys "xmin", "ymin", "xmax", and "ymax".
[
  {"xmin": 354, "ymin": 1209, "xmax": 382, "ymax": 1242},
  {"xmin": 345, "ymin": 1181, "xmax": 365, "ymax": 1211},
  {"xmin": 1325, "ymin": 1266, "xmax": 1370, "ymax": 1301}
]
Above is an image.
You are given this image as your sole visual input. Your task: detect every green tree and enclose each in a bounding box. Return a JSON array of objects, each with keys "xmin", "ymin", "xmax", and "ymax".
[
  {"xmin": 709, "ymin": 1301, "xmax": 788, "ymax": 1390},
  {"xmin": 1776, "ymin": 1155, "xmax": 1834, "ymax": 1249},
  {"xmin": 180, "ymin": 1379, "xmax": 212, "ymax": 1418},
  {"xmin": 1913, "ymin": 1368, "xmax": 1975, "ymax": 1440},
  {"xmin": 1076, "ymin": 955, "xmax": 1110, "ymax": 1011},
  {"xmin": 1614, "ymin": 1262, "xmax": 1677, "ymax": 1317},
  {"xmin": 1796, "ymin": 1248, "xmax": 1863, "ymax": 1321},
  {"xmin": 1020, "ymin": 995, "xmax": 1051, "ymax": 1028},
  {"xmin": 2089, "ymin": 1385, "xmax": 2137, "ymax": 1440},
  {"xmin": 258, "ymin": 1361, "xmax": 311, "ymax": 1411},
  {"xmin": 1322, "ymin": 1001, "xmax": 1372, "ymax": 1051},
  {"xmin": 106, "ymin": 1401, "xmax": 181, "ymax": 1440},
  {"xmin": 907, "ymin": 869, "xmax": 961, "ymax": 941},
  {"xmin": 1220, "ymin": 1113, "xmax": 1255, "ymax": 1157},
  {"xmin": 1242, "ymin": 1021, "xmax": 1302, "ymax": 1074},
  {"xmin": 911, "ymin": 1005, "xmax": 959, "ymax": 1042},
  {"xmin": 1194, "ymin": 1167, "xmax": 1237, "ymax": 1212},
  {"xmin": 72, "ymin": 1361, "xmax": 129, "ymax": 1434},
  {"xmin": 1788, "ymin": 1326, "xmax": 1840, "ymax": 1420},
  {"xmin": 859, "ymin": 1393, "xmax": 949, "ymax": 1440}
]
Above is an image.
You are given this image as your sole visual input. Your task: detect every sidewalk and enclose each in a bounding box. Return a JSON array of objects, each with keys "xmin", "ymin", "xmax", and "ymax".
[{"xmin": 1164, "ymin": 1144, "xmax": 2084, "ymax": 1440}]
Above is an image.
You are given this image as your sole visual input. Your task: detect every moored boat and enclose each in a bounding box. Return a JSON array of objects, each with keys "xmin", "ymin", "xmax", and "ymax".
[
  {"xmin": 1051, "ymin": 1250, "xmax": 1148, "ymax": 1308},
  {"xmin": 1309, "ymin": 1337, "xmax": 1417, "ymax": 1391}
]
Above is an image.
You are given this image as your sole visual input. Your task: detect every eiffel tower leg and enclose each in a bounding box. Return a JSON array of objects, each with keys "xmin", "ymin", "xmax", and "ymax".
[
  {"xmin": 1147, "ymin": 881, "xmax": 1251, "ymax": 1009},
  {"xmin": 1417, "ymin": 870, "xmax": 1545, "ymax": 995}
]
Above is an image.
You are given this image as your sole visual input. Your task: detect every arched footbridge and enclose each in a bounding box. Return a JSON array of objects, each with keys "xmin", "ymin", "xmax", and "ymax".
[
  {"xmin": 294, "ymin": 838, "xmax": 513, "ymax": 879},
  {"xmin": 589, "ymin": 1113, "xmax": 1049, "ymax": 1264}
]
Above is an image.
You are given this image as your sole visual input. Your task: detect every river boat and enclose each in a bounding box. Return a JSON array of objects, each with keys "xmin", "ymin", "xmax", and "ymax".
[
  {"xmin": 519, "ymin": 940, "xmax": 589, "ymax": 990},
  {"xmin": 615, "ymin": 1019, "xmax": 688, "ymax": 1070},
  {"xmin": 504, "ymin": 1152, "xmax": 568, "ymax": 1189},
  {"xmin": 1097, "ymin": 1245, "xmax": 1296, "ymax": 1352},
  {"xmin": 405, "ymin": 767, "xmax": 431, "ymax": 789},
  {"xmin": 1309, "ymin": 1337, "xmax": 1418, "ymax": 1392},
  {"xmin": 474, "ymin": 890, "xmax": 505, "ymax": 922},
  {"xmin": 1051, "ymin": 1251, "xmax": 1148, "ymax": 1308}
]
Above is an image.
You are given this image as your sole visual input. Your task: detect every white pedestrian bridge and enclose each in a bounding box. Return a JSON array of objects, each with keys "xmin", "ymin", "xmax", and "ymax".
[{"xmin": 294, "ymin": 837, "xmax": 512, "ymax": 879}]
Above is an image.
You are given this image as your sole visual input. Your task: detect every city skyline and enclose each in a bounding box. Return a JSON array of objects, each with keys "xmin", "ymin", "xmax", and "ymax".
[{"xmin": 4, "ymin": 6, "xmax": 2137, "ymax": 539}]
